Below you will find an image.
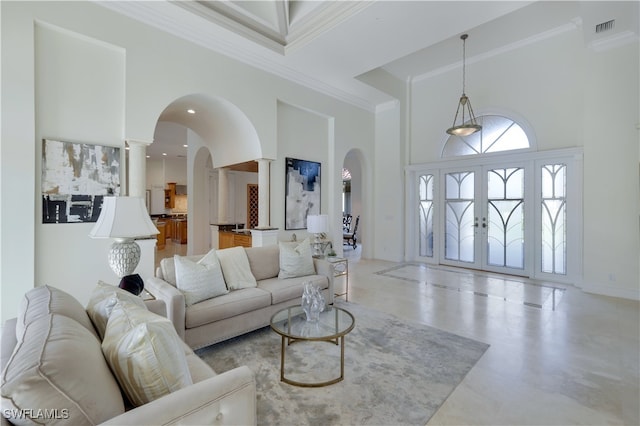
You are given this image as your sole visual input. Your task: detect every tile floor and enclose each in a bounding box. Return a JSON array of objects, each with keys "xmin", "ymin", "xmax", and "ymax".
[
  {"xmin": 158, "ymin": 243, "xmax": 640, "ymax": 425},
  {"xmin": 155, "ymin": 240, "xmax": 187, "ymax": 270},
  {"xmin": 343, "ymin": 257, "xmax": 639, "ymax": 426}
]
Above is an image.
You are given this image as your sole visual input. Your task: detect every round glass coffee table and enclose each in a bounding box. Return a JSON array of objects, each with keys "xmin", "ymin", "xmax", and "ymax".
[{"xmin": 270, "ymin": 305, "xmax": 355, "ymax": 387}]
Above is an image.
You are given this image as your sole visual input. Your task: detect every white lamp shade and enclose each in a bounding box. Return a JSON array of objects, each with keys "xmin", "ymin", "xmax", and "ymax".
[
  {"xmin": 307, "ymin": 214, "xmax": 328, "ymax": 234},
  {"xmin": 89, "ymin": 196, "xmax": 159, "ymax": 239}
]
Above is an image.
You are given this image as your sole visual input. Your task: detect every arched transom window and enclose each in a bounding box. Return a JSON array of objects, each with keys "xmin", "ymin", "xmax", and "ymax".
[{"xmin": 442, "ymin": 115, "xmax": 529, "ymax": 157}]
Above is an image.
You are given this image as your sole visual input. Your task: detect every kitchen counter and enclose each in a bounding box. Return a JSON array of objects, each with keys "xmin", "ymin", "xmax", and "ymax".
[{"xmin": 218, "ymin": 229, "xmax": 252, "ymax": 249}]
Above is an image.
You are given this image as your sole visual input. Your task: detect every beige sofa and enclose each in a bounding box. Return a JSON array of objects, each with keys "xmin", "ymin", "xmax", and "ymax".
[
  {"xmin": 146, "ymin": 244, "xmax": 334, "ymax": 350},
  {"xmin": 1, "ymin": 285, "xmax": 256, "ymax": 426}
]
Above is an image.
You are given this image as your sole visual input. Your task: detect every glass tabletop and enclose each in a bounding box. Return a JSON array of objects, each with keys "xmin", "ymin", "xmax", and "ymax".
[{"xmin": 270, "ymin": 305, "xmax": 355, "ymax": 340}]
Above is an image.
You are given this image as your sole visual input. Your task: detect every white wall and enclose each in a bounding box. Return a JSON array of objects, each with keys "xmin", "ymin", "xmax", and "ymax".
[
  {"xmin": 1, "ymin": 1, "xmax": 374, "ymax": 321},
  {"xmin": 581, "ymin": 41, "xmax": 639, "ymax": 299},
  {"xmin": 33, "ymin": 21, "xmax": 126, "ymax": 309},
  {"xmin": 373, "ymin": 103, "xmax": 404, "ymax": 262},
  {"xmin": 274, "ymin": 101, "xmax": 329, "ymax": 243}
]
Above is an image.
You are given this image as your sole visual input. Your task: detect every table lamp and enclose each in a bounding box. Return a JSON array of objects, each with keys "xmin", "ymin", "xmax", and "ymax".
[
  {"xmin": 89, "ymin": 196, "xmax": 159, "ymax": 293},
  {"xmin": 307, "ymin": 214, "xmax": 328, "ymax": 258}
]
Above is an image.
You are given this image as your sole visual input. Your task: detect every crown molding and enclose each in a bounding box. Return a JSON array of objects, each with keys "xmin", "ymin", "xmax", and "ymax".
[
  {"xmin": 284, "ymin": 1, "xmax": 372, "ymax": 55},
  {"xmin": 588, "ymin": 30, "xmax": 639, "ymax": 52},
  {"xmin": 95, "ymin": 1, "xmax": 377, "ymax": 112},
  {"xmin": 375, "ymin": 99, "xmax": 400, "ymax": 114},
  {"xmin": 173, "ymin": 1, "xmax": 287, "ymax": 54},
  {"xmin": 412, "ymin": 20, "xmax": 582, "ymax": 84}
]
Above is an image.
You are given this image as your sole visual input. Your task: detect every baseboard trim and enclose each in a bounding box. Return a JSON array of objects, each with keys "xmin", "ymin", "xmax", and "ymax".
[{"xmin": 581, "ymin": 282, "xmax": 640, "ymax": 301}]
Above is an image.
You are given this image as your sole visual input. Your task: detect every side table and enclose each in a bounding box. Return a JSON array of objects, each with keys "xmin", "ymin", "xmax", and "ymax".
[
  {"xmin": 327, "ymin": 257, "xmax": 348, "ymax": 301},
  {"xmin": 141, "ymin": 288, "xmax": 167, "ymax": 318}
]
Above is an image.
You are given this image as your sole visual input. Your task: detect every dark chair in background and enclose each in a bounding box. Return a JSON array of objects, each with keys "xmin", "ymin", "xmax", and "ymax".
[
  {"xmin": 343, "ymin": 214, "xmax": 352, "ymax": 232},
  {"xmin": 343, "ymin": 216, "xmax": 359, "ymax": 249}
]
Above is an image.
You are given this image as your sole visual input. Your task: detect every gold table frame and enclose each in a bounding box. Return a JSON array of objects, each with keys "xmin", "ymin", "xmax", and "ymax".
[{"xmin": 269, "ymin": 305, "xmax": 355, "ymax": 387}]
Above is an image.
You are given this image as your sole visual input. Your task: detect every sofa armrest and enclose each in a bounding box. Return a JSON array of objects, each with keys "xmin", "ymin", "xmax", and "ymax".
[
  {"xmin": 313, "ymin": 258, "xmax": 335, "ymax": 305},
  {"xmin": 144, "ymin": 277, "xmax": 186, "ymax": 340},
  {"xmin": 100, "ymin": 366, "xmax": 256, "ymax": 426}
]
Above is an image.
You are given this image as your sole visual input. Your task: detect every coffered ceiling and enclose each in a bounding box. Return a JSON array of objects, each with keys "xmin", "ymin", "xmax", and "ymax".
[{"xmin": 173, "ymin": 1, "xmax": 372, "ymax": 54}]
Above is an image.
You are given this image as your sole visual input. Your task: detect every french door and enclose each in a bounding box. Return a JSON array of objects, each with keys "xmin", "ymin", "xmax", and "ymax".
[
  {"xmin": 441, "ymin": 163, "xmax": 530, "ymax": 276},
  {"xmin": 414, "ymin": 148, "xmax": 581, "ymax": 283}
]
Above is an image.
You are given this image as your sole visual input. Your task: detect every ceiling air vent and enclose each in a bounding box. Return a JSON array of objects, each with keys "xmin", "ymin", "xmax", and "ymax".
[{"xmin": 595, "ymin": 19, "xmax": 615, "ymax": 33}]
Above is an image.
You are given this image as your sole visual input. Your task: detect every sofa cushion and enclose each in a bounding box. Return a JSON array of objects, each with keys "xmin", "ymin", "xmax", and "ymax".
[
  {"xmin": 102, "ymin": 300, "xmax": 193, "ymax": 407},
  {"xmin": 86, "ymin": 280, "xmax": 148, "ymax": 339},
  {"xmin": 16, "ymin": 284, "xmax": 98, "ymax": 339},
  {"xmin": 159, "ymin": 255, "xmax": 202, "ymax": 286},
  {"xmin": 245, "ymin": 245, "xmax": 280, "ymax": 281},
  {"xmin": 278, "ymin": 239, "xmax": 316, "ymax": 279},
  {"xmin": 174, "ymin": 251, "xmax": 228, "ymax": 306},
  {"xmin": 1, "ymin": 314, "xmax": 124, "ymax": 425},
  {"xmin": 185, "ymin": 287, "xmax": 271, "ymax": 329},
  {"xmin": 259, "ymin": 274, "xmax": 329, "ymax": 305},
  {"xmin": 216, "ymin": 247, "xmax": 257, "ymax": 290}
]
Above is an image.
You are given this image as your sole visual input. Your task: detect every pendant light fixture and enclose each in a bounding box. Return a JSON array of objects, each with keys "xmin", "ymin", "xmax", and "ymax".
[{"xmin": 446, "ymin": 34, "xmax": 482, "ymax": 136}]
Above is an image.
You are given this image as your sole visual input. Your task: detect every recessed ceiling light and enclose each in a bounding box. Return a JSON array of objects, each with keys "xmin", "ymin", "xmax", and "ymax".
[
  {"xmin": 183, "ymin": 144, "xmax": 188, "ymax": 148},
  {"xmin": 187, "ymin": 109, "xmax": 195, "ymax": 114},
  {"xmin": 146, "ymin": 155, "xmax": 150, "ymax": 158},
  {"xmin": 162, "ymin": 153, "xmax": 167, "ymax": 156}
]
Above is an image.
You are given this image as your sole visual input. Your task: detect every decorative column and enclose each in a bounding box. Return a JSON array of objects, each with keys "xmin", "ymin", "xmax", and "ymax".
[
  {"xmin": 217, "ymin": 167, "xmax": 228, "ymax": 223},
  {"xmin": 256, "ymin": 158, "xmax": 271, "ymax": 228},
  {"xmin": 250, "ymin": 158, "xmax": 278, "ymax": 247},
  {"xmin": 126, "ymin": 139, "xmax": 154, "ymax": 280},
  {"xmin": 126, "ymin": 139, "xmax": 150, "ymax": 198}
]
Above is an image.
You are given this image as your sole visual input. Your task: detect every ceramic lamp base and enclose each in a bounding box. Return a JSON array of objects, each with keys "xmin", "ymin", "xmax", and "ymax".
[{"xmin": 108, "ymin": 238, "xmax": 141, "ymax": 277}]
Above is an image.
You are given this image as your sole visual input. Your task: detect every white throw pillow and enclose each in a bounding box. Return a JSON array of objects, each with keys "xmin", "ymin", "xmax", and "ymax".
[
  {"xmin": 17, "ymin": 284, "xmax": 98, "ymax": 339},
  {"xmin": 216, "ymin": 246, "xmax": 257, "ymax": 290},
  {"xmin": 86, "ymin": 280, "xmax": 148, "ymax": 339},
  {"xmin": 1, "ymin": 314, "xmax": 125, "ymax": 425},
  {"xmin": 174, "ymin": 251, "xmax": 228, "ymax": 306},
  {"xmin": 101, "ymin": 300, "xmax": 193, "ymax": 407},
  {"xmin": 278, "ymin": 238, "xmax": 316, "ymax": 279}
]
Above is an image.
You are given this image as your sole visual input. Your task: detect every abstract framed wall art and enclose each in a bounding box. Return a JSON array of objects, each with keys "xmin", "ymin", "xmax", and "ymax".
[
  {"xmin": 41, "ymin": 139, "xmax": 120, "ymax": 223},
  {"xmin": 285, "ymin": 157, "xmax": 321, "ymax": 230}
]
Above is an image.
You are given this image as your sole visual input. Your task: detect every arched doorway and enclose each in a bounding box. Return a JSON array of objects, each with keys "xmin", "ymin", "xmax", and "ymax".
[
  {"xmin": 342, "ymin": 149, "xmax": 364, "ymax": 259},
  {"xmin": 149, "ymin": 94, "xmax": 262, "ymax": 256}
]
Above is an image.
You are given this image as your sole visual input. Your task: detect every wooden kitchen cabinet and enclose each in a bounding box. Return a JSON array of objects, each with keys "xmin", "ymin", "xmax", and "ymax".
[
  {"xmin": 155, "ymin": 221, "xmax": 166, "ymax": 250},
  {"xmin": 164, "ymin": 183, "xmax": 176, "ymax": 209},
  {"xmin": 218, "ymin": 231, "xmax": 251, "ymax": 249},
  {"xmin": 175, "ymin": 219, "xmax": 187, "ymax": 244},
  {"xmin": 165, "ymin": 219, "xmax": 174, "ymax": 239},
  {"xmin": 233, "ymin": 233, "xmax": 252, "ymax": 247},
  {"xmin": 218, "ymin": 231, "xmax": 234, "ymax": 249}
]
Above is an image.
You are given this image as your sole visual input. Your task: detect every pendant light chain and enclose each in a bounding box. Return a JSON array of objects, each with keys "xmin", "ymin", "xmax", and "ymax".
[
  {"xmin": 445, "ymin": 33, "xmax": 482, "ymax": 136},
  {"xmin": 462, "ymin": 34, "xmax": 467, "ymax": 96}
]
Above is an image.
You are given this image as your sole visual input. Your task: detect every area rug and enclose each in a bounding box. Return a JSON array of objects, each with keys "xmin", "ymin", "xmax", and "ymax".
[{"xmin": 196, "ymin": 301, "xmax": 489, "ymax": 426}]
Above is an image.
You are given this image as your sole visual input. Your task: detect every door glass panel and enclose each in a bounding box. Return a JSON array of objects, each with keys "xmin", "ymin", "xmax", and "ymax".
[
  {"xmin": 442, "ymin": 115, "xmax": 530, "ymax": 157},
  {"xmin": 487, "ymin": 168, "xmax": 524, "ymax": 269},
  {"xmin": 541, "ymin": 164, "xmax": 566, "ymax": 274},
  {"xmin": 418, "ymin": 174, "xmax": 434, "ymax": 257},
  {"xmin": 445, "ymin": 172, "xmax": 475, "ymax": 262}
]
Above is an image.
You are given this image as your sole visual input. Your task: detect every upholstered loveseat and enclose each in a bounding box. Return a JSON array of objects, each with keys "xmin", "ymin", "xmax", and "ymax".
[
  {"xmin": 1, "ymin": 284, "xmax": 256, "ymax": 426},
  {"xmin": 146, "ymin": 242, "xmax": 335, "ymax": 350}
]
